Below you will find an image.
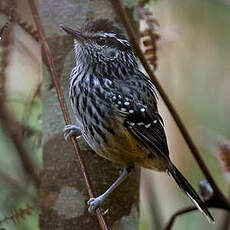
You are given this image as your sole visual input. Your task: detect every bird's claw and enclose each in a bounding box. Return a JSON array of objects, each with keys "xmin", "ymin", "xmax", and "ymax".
[
  {"xmin": 87, "ymin": 197, "xmax": 103, "ymax": 213},
  {"xmin": 63, "ymin": 124, "xmax": 81, "ymax": 142}
]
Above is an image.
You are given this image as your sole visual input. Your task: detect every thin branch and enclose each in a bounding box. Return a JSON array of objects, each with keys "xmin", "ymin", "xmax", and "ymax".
[
  {"xmin": 27, "ymin": 1, "xmax": 108, "ymax": 229},
  {"xmin": 0, "ymin": 1, "xmax": 39, "ymax": 41},
  {"xmin": 0, "ymin": 1, "xmax": 15, "ymax": 99},
  {"xmin": 0, "ymin": 7, "xmax": 40, "ymax": 188},
  {"xmin": 0, "ymin": 103, "xmax": 41, "ymax": 188},
  {"xmin": 163, "ymin": 198, "xmax": 230, "ymax": 230},
  {"xmin": 163, "ymin": 206, "xmax": 196, "ymax": 230},
  {"xmin": 114, "ymin": 0, "xmax": 228, "ymax": 203}
]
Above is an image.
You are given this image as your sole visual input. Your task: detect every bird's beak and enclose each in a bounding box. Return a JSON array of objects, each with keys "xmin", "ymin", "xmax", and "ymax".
[{"xmin": 60, "ymin": 25, "xmax": 84, "ymax": 42}]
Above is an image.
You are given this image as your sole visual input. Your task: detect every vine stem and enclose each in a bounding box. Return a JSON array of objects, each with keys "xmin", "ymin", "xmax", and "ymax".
[
  {"xmin": 0, "ymin": 2, "xmax": 40, "ymax": 188},
  {"xmin": 114, "ymin": 0, "xmax": 228, "ymax": 201},
  {"xmin": 0, "ymin": 1, "xmax": 39, "ymax": 41},
  {"xmin": 164, "ymin": 198, "xmax": 230, "ymax": 230},
  {"xmin": 114, "ymin": 0, "xmax": 230, "ymax": 228},
  {"xmin": 27, "ymin": 1, "xmax": 108, "ymax": 229}
]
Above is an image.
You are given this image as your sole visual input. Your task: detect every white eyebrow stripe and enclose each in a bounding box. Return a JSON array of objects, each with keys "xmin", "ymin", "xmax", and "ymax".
[
  {"xmin": 103, "ymin": 33, "xmax": 116, "ymax": 38},
  {"xmin": 102, "ymin": 33, "xmax": 130, "ymax": 46},
  {"xmin": 117, "ymin": 38, "xmax": 130, "ymax": 46}
]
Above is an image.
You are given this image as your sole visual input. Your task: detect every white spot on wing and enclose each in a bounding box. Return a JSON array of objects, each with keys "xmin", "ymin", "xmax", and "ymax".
[
  {"xmin": 141, "ymin": 108, "xmax": 145, "ymax": 112},
  {"xmin": 129, "ymin": 109, "xmax": 134, "ymax": 114},
  {"xmin": 137, "ymin": 122, "xmax": 144, "ymax": 126}
]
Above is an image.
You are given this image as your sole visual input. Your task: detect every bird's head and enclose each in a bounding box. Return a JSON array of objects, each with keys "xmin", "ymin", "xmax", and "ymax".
[{"xmin": 61, "ymin": 18, "xmax": 137, "ymax": 70}]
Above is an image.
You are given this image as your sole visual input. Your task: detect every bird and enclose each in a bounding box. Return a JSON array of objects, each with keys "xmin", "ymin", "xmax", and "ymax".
[{"xmin": 61, "ymin": 18, "xmax": 214, "ymax": 222}]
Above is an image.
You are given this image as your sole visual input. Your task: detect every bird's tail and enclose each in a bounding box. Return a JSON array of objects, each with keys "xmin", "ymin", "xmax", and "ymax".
[{"xmin": 167, "ymin": 162, "xmax": 214, "ymax": 223}]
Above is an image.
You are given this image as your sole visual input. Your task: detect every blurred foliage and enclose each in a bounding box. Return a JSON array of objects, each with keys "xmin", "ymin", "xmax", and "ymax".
[
  {"xmin": 140, "ymin": 0, "xmax": 230, "ymax": 229},
  {"xmin": 0, "ymin": 0, "xmax": 41, "ymax": 228},
  {"xmin": 1, "ymin": 0, "xmax": 230, "ymax": 229}
]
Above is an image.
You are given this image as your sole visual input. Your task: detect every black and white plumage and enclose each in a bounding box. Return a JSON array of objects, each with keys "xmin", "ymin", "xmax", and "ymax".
[{"xmin": 62, "ymin": 19, "xmax": 214, "ymax": 222}]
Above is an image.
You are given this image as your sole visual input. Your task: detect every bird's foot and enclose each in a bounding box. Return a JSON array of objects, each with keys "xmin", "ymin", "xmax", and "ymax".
[
  {"xmin": 87, "ymin": 196, "xmax": 104, "ymax": 213},
  {"xmin": 63, "ymin": 124, "xmax": 81, "ymax": 142}
]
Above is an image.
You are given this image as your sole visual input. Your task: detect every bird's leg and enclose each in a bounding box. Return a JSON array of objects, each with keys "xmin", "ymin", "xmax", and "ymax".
[
  {"xmin": 63, "ymin": 124, "xmax": 81, "ymax": 142},
  {"xmin": 88, "ymin": 166, "xmax": 133, "ymax": 213}
]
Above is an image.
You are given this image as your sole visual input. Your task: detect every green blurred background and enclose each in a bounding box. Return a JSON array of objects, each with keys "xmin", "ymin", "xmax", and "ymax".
[
  {"xmin": 140, "ymin": 0, "xmax": 230, "ymax": 229},
  {"xmin": 1, "ymin": 0, "xmax": 230, "ymax": 229}
]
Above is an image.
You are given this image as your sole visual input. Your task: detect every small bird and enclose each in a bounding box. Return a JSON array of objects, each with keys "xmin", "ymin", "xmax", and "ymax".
[{"xmin": 61, "ymin": 18, "xmax": 214, "ymax": 222}]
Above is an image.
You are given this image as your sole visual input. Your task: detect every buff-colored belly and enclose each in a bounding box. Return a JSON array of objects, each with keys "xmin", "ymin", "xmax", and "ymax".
[{"xmin": 91, "ymin": 123, "xmax": 168, "ymax": 171}]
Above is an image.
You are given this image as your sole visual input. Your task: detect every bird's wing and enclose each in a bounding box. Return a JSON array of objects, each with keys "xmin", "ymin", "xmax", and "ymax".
[
  {"xmin": 125, "ymin": 113, "xmax": 169, "ymax": 157},
  {"xmin": 112, "ymin": 73, "xmax": 170, "ymax": 159}
]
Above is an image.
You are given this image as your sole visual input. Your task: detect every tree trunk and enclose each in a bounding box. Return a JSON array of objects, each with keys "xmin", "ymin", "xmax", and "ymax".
[{"xmin": 39, "ymin": 0, "xmax": 140, "ymax": 229}]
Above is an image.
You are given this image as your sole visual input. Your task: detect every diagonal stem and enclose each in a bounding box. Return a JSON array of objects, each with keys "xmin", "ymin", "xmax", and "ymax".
[
  {"xmin": 114, "ymin": 0, "xmax": 228, "ymax": 202},
  {"xmin": 164, "ymin": 199, "xmax": 230, "ymax": 230},
  {"xmin": 163, "ymin": 206, "xmax": 196, "ymax": 230},
  {"xmin": 27, "ymin": 1, "xmax": 108, "ymax": 229},
  {"xmin": 0, "ymin": 2, "xmax": 40, "ymax": 188},
  {"xmin": 0, "ymin": 102, "xmax": 41, "ymax": 188}
]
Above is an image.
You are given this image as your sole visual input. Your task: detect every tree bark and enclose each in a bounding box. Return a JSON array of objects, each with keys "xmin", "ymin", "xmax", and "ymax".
[{"xmin": 39, "ymin": 0, "xmax": 140, "ymax": 229}]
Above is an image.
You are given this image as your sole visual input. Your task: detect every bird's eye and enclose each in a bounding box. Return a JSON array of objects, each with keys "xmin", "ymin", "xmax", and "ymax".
[{"xmin": 96, "ymin": 37, "xmax": 106, "ymax": 46}]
